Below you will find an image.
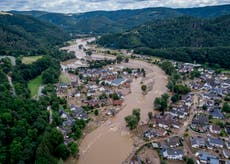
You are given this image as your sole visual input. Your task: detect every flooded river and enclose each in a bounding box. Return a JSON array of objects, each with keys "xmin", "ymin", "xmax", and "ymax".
[
  {"xmin": 64, "ymin": 39, "xmax": 168, "ymax": 164},
  {"xmin": 78, "ymin": 61, "xmax": 167, "ymax": 164}
]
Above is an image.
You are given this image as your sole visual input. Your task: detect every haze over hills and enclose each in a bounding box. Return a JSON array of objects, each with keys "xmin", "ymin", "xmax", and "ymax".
[{"xmin": 11, "ymin": 4, "xmax": 230, "ymax": 34}]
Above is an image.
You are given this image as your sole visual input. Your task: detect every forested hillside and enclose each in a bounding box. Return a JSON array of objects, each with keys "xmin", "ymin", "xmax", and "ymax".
[
  {"xmin": 0, "ymin": 12, "xmax": 77, "ymax": 163},
  {"xmin": 98, "ymin": 15, "xmax": 230, "ymax": 49},
  {"xmin": 0, "ymin": 56, "xmax": 70, "ymax": 163},
  {"xmin": 11, "ymin": 4, "xmax": 230, "ymax": 34},
  {"xmin": 98, "ymin": 15, "xmax": 230, "ymax": 68},
  {"xmin": 0, "ymin": 13, "xmax": 70, "ymax": 55}
]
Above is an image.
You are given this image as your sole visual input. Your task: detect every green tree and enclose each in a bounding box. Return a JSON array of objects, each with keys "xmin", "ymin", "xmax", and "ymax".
[
  {"xmin": 50, "ymin": 128, "xmax": 64, "ymax": 147},
  {"xmin": 10, "ymin": 139, "xmax": 23, "ymax": 163},
  {"xmin": 132, "ymin": 108, "xmax": 141, "ymax": 121},
  {"xmin": 73, "ymin": 127, "xmax": 82, "ymax": 139},
  {"xmin": 109, "ymin": 93, "xmax": 120, "ymax": 100},
  {"xmin": 55, "ymin": 144, "xmax": 70, "ymax": 160},
  {"xmin": 186, "ymin": 158, "xmax": 194, "ymax": 164},
  {"xmin": 154, "ymin": 94, "xmax": 169, "ymax": 114},
  {"xmin": 174, "ymin": 85, "xmax": 191, "ymax": 95},
  {"xmin": 161, "ymin": 61, "xmax": 175, "ymax": 75},
  {"xmin": 223, "ymin": 102, "xmax": 230, "ymax": 113},
  {"xmin": 171, "ymin": 94, "xmax": 180, "ymax": 103},
  {"xmin": 125, "ymin": 109, "xmax": 141, "ymax": 130},
  {"xmin": 68, "ymin": 142, "xmax": 79, "ymax": 156},
  {"xmin": 141, "ymin": 85, "xmax": 147, "ymax": 93},
  {"xmin": 94, "ymin": 109, "xmax": 99, "ymax": 116}
]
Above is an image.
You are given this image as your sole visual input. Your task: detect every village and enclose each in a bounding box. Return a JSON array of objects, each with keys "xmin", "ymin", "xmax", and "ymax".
[
  {"xmin": 56, "ymin": 38, "xmax": 230, "ymax": 164},
  {"xmin": 130, "ymin": 59, "xmax": 230, "ymax": 164}
]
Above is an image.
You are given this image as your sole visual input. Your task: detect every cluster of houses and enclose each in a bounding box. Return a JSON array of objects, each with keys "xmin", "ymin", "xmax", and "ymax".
[
  {"xmin": 144, "ymin": 93, "xmax": 193, "ymax": 140},
  {"xmin": 176, "ymin": 62, "xmax": 230, "ymax": 163},
  {"xmin": 140, "ymin": 62, "xmax": 230, "ymax": 163},
  {"xmin": 153, "ymin": 136, "xmax": 184, "ymax": 160},
  {"xmin": 57, "ymin": 63, "xmax": 146, "ymax": 144},
  {"xmin": 57, "ymin": 104, "xmax": 88, "ymax": 145}
]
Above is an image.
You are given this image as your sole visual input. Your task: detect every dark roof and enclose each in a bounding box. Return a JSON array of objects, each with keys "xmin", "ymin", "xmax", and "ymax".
[
  {"xmin": 111, "ymin": 78, "xmax": 126, "ymax": 86},
  {"xmin": 208, "ymin": 137, "xmax": 224, "ymax": 146},
  {"xmin": 163, "ymin": 148, "xmax": 183, "ymax": 156},
  {"xmin": 209, "ymin": 108, "xmax": 224, "ymax": 119}
]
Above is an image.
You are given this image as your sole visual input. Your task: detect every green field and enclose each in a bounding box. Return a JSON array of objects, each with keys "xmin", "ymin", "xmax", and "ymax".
[
  {"xmin": 28, "ymin": 75, "xmax": 42, "ymax": 97},
  {"xmin": 22, "ymin": 55, "xmax": 43, "ymax": 64},
  {"xmin": 59, "ymin": 73, "xmax": 70, "ymax": 83}
]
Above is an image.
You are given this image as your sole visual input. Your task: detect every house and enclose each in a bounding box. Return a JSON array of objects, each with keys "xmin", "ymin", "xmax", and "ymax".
[
  {"xmin": 152, "ymin": 142, "xmax": 160, "ymax": 148},
  {"xmin": 155, "ymin": 114, "xmax": 180, "ymax": 130},
  {"xmin": 113, "ymin": 99, "xmax": 123, "ymax": 106},
  {"xmin": 209, "ymin": 108, "xmax": 224, "ymax": 119},
  {"xmin": 70, "ymin": 105, "xmax": 88, "ymax": 121},
  {"xmin": 63, "ymin": 119, "xmax": 75, "ymax": 127},
  {"xmin": 157, "ymin": 119, "xmax": 170, "ymax": 129},
  {"xmin": 210, "ymin": 158, "xmax": 220, "ymax": 164},
  {"xmin": 144, "ymin": 129, "xmax": 157, "ymax": 139},
  {"xmin": 155, "ymin": 128, "xmax": 167, "ymax": 137},
  {"xmin": 226, "ymin": 141, "xmax": 230, "ymax": 149},
  {"xmin": 226, "ymin": 160, "xmax": 230, "ymax": 164},
  {"xmin": 58, "ymin": 83, "xmax": 68, "ymax": 89},
  {"xmin": 162, "ymin": 148, "xmax": 184, "ymax": 160},
  {"xmin": 144, "ymin": 128, "xmax": 167, "ymax": 139},
  {"xmin": 208, "ymin": 137, "xmax": 224, "ymax": 148},
  {"xmin": 106, "ymin": 108, "xmax": 116, "ymax": 116},
  {"xmin": 190, "ymin": 137, "xmax": 206, "ymax": 148},
  {"xmin": 171, "ymin": 121, "xmax": 180, "ymax": 129},
  {"xmin": 111, "ymin": 78, "xmax": 127, "ymax": 86},
  {"xmin": 223, "ymin": 149, "xmax": 230, "ymax": 159},
  {"xmin": 209, "ymin": 125, "xmax": 221, "ymax": 134},
  {"xmin": 169, "ymin": 108, "xmax": 186, "ymax": 119},
  {"xmin": 60, "ymin": 112, "xmax": 68, "ymax": 119},
  {"xmin": 87, "ymin": 99, "xmax": 99, "ymax": 107},
  {"xmin": 225, "ymin": 125, "xmax": 230, "ymax": 135},
  {"xmin": 191, "ymin": 114, "xmax": 209, "ymax": 132},
  {"xmin": 167, "ymin": 136, "xmax": 181, "ymax": 148},
  {"xmin": 196, "ymin": 151, "xmax": 218, "ymax": 164}
]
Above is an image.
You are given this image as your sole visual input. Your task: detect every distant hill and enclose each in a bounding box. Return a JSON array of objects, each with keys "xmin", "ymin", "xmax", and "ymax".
[
  {"xmin": 177, "ymin": 4, "xmax": 230, "ymax": 18},
  {"xmin": 0, "ymin": 13, "xmax": 70, "ymax": 53},
  {"xmin": 11, "ymin": 4, "xmax": 230, "ymax": 34},
  {"xmin": 98, "ymin": 15, "xmax": 230, "ymax": 49},
  {"xmin": 98, "ymin": 15, "xmax": 230, "ymax": 68}
]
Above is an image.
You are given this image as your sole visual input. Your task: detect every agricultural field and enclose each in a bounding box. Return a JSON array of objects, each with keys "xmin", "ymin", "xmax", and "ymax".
[
  {"xmin": 28, "ymin": 75, "xmax": 42, "ymax": 97},
  {"xmin": 59, "ymin": 72, "xmax": 70, "ymax": 83},
  {"xmin": 22, "ymin": 55, "xmax": 43, "ymax": 64}
]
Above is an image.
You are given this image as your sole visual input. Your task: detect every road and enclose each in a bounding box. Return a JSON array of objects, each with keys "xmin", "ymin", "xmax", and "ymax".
[
  {"xmin": 7, "ymin": 75, "xmax": 16, "ymax": 96},
  {"xmin": 0, "ymin": 56, "xmax": 16, "ymax": 66}
]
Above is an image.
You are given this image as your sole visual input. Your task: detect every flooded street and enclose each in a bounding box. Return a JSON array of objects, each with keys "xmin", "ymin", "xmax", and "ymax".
[{"xmin": 63, "ymin": 38, "xmax": 168, "ymax": 164}]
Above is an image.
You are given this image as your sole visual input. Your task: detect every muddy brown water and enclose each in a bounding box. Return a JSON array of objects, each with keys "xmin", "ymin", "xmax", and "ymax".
[{"xmin": 77, "ymin": 60, "xmax": 167, "ymax": 164}]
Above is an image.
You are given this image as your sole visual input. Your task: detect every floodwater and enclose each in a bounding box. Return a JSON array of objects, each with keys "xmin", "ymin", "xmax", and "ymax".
[
  {"xmin": 61, "ymin": 38, "xmax": 95, "ymax": 59},
  {"xmin": 78, "ymin": 60, "xmax": 168, "ymax": 164},
  {"xmin": 63, "ymin": 38, "xmax": 168, "ymax": 164}
]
